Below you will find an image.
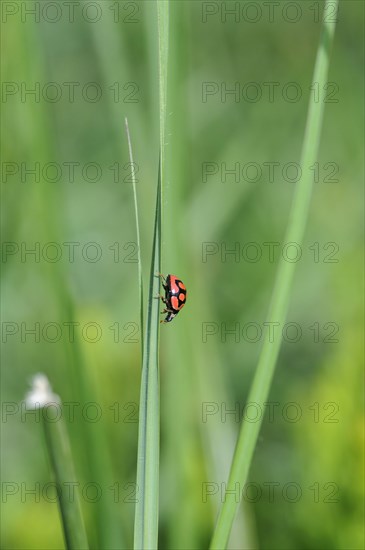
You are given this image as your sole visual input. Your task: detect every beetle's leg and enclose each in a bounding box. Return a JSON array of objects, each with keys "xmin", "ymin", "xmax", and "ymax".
[
  {"xmin": 154, "ymin": 293, "xmax": 167, "ymax": 302},
  {"xmin": 155, "ymin": 272, "xmax": 167, "ymax": 289},
  {"xmin": 155, "ymin": 272, "xmax": 166, "ymax": 282},
  {"xmin": 160, "ymin": 307, "xmax": 174, "ymax": 314}
]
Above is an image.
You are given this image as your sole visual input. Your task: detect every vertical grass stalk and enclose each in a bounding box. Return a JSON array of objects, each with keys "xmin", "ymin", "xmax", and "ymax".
[
  {"xmin": 157, "ymin": 0, "xmax": 169, "ymax": 193},
  {"xmin": 134, "ymin": 171, "xmax": 162, "ymax": 549},
  {"xmin": 125, "ymin": 117, "xmax": 144, "ymax": 352},
  {"xmin": 26, "ymin": 375, "xmax": 89, "ymax": 550},
  {"xmin": 134, "ymin": 2, "xmax": 169, "ymax": 548},
  {"xmin": 210, "ymin": 1, "xmax": 339, "ymax": 547}
]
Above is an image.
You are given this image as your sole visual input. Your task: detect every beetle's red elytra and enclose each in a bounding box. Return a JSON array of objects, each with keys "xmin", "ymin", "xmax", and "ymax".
[{"xmin": 157, "ymin": 273, "xmax": 187, "ymax": 323}]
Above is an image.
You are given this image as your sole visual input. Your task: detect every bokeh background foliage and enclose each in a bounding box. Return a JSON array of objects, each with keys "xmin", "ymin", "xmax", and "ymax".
[{"xmin": 1, "ymin": 1, "xmax": 364, "ymax": 549}]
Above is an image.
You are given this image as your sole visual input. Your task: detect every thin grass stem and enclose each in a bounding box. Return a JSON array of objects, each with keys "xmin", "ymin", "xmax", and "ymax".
[
  {"xmin": 133, "ymin": 2, "xmax": 169, "ymax": 548},
  {"xmin": 210, "ymin": 1, "xmax": 339, "ymax": 547},
  {"xmin": 125, "ymin": 117, "xmax": 144, "ymax": 353},
  {"xmin": 26, "ymin": 375, "xmax": 89, "ymax": 550}
]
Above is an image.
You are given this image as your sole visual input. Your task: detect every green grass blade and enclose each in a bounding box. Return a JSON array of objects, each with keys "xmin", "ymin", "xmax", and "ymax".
[
  {"xmin": 134, "ymin": 2, "xmax": 169, "ymax": 547},
  {"xmin": 210, "ymin": 1, "xmax": 339, "ymax": 547},
  {"xmin": 157, "ymin": 0, "xmax": 169, "ymax": 198},
  {"xmin": 26, "ymin": 375, "xmax": 89, "ymax": 550},
  {"xmin": 125, "ymin": 117, "xmax": 144, "ymax": 353},
  {"xmin": 134, "ymin": 167, "xmax": 162, "ymax": 549}
]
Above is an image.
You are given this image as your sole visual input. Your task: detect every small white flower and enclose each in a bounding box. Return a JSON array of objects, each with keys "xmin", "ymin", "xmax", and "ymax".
[{"xmin": 25, "ymin": 373, "xmax": 60, "ymax": 409}]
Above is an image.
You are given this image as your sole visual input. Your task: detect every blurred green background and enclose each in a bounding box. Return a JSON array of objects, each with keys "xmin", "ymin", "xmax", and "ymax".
[{"xmin": 1, "ymin": 1, "xmax": 364, "ymax": 549}]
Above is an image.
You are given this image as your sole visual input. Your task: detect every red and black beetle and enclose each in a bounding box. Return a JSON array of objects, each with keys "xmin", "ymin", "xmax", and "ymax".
[{"xmin": 157, "ymin": 273, "xmax": 187, "ymax": 323}]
